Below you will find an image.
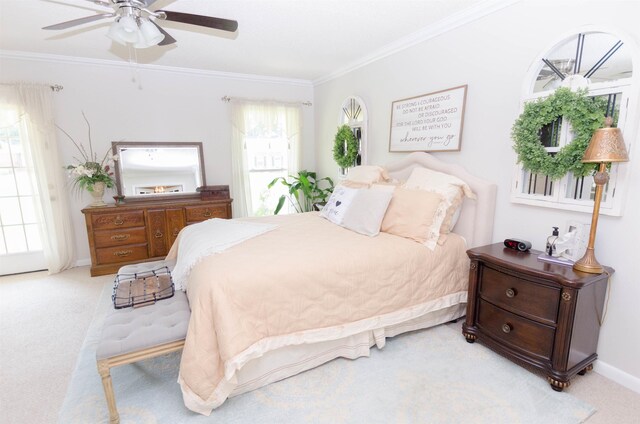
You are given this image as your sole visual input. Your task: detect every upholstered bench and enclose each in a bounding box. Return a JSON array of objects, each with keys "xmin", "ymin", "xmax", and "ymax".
[{"xmin": 96, "ymin": 261, "xmax": 189, "ymax": 424}]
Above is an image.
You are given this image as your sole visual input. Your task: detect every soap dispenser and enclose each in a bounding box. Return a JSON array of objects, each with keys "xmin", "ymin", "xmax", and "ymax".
[{"xmin": 546, "ymin": 227, "xmax": 559, "ymax": 256}]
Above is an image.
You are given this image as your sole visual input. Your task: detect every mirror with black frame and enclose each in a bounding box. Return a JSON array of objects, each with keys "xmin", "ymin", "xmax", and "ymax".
[{"xmin": 112, "ymin": 141, "xmax": 206, "ymax": 201}]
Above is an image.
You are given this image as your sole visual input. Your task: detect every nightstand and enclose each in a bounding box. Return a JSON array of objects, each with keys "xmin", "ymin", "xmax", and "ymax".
[{"xmin": 462, "ymin": 243, "xmax": 613, "ymax": 391}]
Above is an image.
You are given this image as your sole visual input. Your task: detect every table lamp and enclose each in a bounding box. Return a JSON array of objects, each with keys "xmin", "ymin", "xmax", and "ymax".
[{"xmin": 573, "ymin": 117, "xmax": 629, "ymax": 274}]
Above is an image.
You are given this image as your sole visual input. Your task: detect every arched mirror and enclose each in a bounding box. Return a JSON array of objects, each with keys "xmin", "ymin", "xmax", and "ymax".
[
  {"xmin": 533, "ymin": 32, "xmax": 632, "ymax": 93},
  {"xmin": 338, "ymin": 96, "xmax": 368, "ymax": 174},
  {"xmin": 512, "ymin": 29, "xmax": 635, "ymax": 217}
]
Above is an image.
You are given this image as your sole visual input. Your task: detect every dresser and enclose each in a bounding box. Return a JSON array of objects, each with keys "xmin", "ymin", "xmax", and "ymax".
[
  {"xmin": 82, "ymin": 198, "xmax": 232, "ymax": 276},
  {"xmin": 462, "ymin": 243, "xmax": 612, "ymax": 391}
]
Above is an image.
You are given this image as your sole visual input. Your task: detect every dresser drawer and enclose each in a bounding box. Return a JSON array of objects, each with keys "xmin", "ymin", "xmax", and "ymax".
[
  {"xmin": 94, "ymin": 227, "xmax": 147, "ymax": 248},
  {"xmin": 479, "ymin": 266, "xmax": 560, "ymax": 324},
  {"xmin": 91, "ymin": 211, "xmax": 145, "ymax": 230},
  {"xmin": 185, "ymin": 205, "xmax": 228, "ymax": 222},
  {"xmin": 95, "ymin": 244, "xmax": 149, "ymax": 265},
  {"xmin": 477, "ymin": 299, "xmax": 555, "ymax": 360}
]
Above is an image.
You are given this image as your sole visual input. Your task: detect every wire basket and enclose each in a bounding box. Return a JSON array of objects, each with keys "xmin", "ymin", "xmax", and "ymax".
[{"xmin": 112, "ymin": 265, "xmax": 175, "ymax": 309}]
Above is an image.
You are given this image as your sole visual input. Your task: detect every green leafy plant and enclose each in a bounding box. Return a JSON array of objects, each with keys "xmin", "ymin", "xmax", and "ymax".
[
  {"xmin": 268, "ymin": 170, "xmax": 334, "ymax": 214},
  {"xmin": 333, "ymin": 124, "xmax": 358, "ymax": 169},
  {"xmin": 511, "ymin": 87, "xmax": 607, "ymax": 179}
]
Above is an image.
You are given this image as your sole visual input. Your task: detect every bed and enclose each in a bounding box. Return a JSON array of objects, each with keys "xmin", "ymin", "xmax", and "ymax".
[{"xmin": 167, "ymin": 152, "xmax": 497, "ymax": 415}]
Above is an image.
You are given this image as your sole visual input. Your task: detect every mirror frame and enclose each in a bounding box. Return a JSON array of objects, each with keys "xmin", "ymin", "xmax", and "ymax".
[{"xmin": 111, "ymin": 141, "xmax": 207, "ymax": 202}]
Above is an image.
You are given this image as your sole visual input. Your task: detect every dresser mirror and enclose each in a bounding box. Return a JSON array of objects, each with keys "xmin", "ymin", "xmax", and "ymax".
[{"xmin": 112, "ymin": 142, "xmax": 206, "ymax": 201}]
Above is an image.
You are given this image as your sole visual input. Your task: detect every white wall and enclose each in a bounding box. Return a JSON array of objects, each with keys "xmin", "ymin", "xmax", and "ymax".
[
  {"xmin": 0, "ymin": 54, "xmax": 314, "ymax": 264},
  {"xmin": 314, "ymin": 0, "xmax": 640, "ymax": 389}
]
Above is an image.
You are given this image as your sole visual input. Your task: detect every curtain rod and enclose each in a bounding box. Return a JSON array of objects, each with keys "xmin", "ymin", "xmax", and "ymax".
[
  {"xmin": 221, "ymin": 95, "xmax": 312, "ymax": 106},
  {"xmin": 0, "ymin": 83, "xmax": 64, "ymax": 92}
]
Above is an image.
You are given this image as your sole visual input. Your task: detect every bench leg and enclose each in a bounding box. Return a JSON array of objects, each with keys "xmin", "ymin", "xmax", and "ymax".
[{"xmin": 97, "ymin": 360, "xmax": 120, "ymax": 424}]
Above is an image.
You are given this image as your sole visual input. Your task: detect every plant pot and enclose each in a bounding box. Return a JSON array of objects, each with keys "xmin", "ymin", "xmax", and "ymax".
[{"xmin": 89, "ymin": 181, "xmax": 107, "ymax": 207}]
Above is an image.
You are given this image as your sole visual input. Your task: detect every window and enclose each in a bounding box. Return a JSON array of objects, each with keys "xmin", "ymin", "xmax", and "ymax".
[
  {"xmin": 0, "ymin": 104, "xmax": 45, "ymax": 272},
  {"xmin": 231, "ymin": 101, "xmax": 301, "ymax": 217},
  {"xmin": 512, "ymin": 31, "xmax": 635, "ymax": 216}
]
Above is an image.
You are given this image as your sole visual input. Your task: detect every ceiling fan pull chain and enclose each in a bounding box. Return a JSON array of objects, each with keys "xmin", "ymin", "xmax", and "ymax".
[{"xmin": 127, "ymin": 45, "xmax": 143, "ymax": 89}]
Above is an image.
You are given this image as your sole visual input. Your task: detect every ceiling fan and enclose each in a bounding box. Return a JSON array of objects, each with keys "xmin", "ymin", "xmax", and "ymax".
[{"xmin": 43, "ymin": 0, "xmax": 238, "ymax": 48}]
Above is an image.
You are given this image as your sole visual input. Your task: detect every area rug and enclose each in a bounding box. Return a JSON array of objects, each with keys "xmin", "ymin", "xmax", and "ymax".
[{"xmin": 59, "ymin": 285, "xmax": 595, "ymax": 424}]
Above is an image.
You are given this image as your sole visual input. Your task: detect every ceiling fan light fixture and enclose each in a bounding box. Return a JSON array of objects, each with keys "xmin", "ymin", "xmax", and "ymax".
[
  {"xmin": 106, "ymin": 21, "xmax": 127, "ymax": 45},
  {"xmin": 139, "ymin": 19, "xmax": 164, "ymax": 47},
  {"xmin": 118, "ymin": 15, "xmax": 140, "ymax": 43}
]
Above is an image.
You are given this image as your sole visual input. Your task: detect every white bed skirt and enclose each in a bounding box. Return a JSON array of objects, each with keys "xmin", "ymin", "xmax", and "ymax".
[{"xmin": 230, "ymin": 301, "xmax": 467, "ymax": 397}]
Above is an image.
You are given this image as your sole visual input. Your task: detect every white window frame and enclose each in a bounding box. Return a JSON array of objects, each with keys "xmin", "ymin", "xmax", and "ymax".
[{"xmin": 511, "ymin": 27, "xmax": 638, "ymax": 217}]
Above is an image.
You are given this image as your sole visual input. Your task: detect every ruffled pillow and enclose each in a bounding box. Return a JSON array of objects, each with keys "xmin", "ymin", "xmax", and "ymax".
[
  {"xmin": 380, "ymin": 188, "xmax": 446, "ymax": 249},
  {"xmin": 404, "ymin": 167, "xmax": 475, "ymax": 245},
  {"xmin": 345, "ymin": 165, "xmax": 390, "ymax": 185}
]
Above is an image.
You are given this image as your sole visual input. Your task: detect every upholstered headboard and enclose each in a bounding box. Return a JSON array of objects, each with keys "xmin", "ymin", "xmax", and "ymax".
[{"xmin": 385, "ymin": 152, "xmax": 497, "ymax": 248}]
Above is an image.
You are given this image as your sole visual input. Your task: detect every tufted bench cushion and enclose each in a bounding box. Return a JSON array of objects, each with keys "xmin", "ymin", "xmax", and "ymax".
[
  {"xmin": 97, "ymin": 291, "xmax": 190, "ymax": 360},
  {"xmin": 96, "ymin": 259, "xmax": 189, "ymax": 424}
]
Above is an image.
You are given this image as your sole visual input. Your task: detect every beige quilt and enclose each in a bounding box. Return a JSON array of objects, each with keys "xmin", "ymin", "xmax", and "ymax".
[{"xmin": 167, "ymin": 212, "xmax": 469, "ymax": 415}]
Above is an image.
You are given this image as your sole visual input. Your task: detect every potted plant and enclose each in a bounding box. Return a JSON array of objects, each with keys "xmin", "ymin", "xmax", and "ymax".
[
  {"xmin": 268, "ymin": 170, "xmax": 334, "ymax": 214},
  {"xmin": 58, "ymin": 113, "xmax": 118, "ymax": 207}
]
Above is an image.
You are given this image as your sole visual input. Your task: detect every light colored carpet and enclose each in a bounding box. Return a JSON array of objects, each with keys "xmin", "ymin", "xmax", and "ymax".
[
  {"xmin": 0, "ymin": 268, "xmax": 111, "ymax": 424},
  {"xmin": 58, "ymin": 285, "xmax": 596, "ymax": 424}
]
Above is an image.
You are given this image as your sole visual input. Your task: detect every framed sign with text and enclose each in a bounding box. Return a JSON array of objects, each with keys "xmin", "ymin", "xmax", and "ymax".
[{"xmin": 389, "ymin": 85, "xmax": 467, "ymax": 152}]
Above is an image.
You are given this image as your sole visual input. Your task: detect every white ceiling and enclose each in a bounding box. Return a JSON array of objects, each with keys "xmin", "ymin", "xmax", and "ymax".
[{"xmin": 0, "ymin": 0, "xmax": 515, "ymax": 82}]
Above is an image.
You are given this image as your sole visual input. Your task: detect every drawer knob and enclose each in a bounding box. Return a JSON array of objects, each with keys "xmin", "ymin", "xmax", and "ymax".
[
  {"xmin": 113, "ymin": 250, "xmax": 132, "ymax": 257},
  {"xmin": 110, "ymin": 234, "xmax": 130, "ymax": 241},
  {"xmin": 502, "ymin": 323, "xmax": 512, "ymax": 334},
  {"xmin": 154, "ymin": 229, "xmax": 164, "ymax": 238},
  {"xmin": 203, "ymin": 209, "xmax": 212, "ymax": 217},
  {"xmin": 505, "ymin": 288, "xmax": 517, "ymax": 298},
  {"xmin": 173, "ymin": 228, "xmax": 180, "ymax": 236},
  {"xmin": 114, "ymin": 216, "xmax": 124, "ymax": 226}
]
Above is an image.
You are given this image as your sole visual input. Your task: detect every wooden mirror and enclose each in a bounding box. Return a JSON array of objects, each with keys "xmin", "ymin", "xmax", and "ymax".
[{"xmin": 112, "ymin": 141, "xmax": 206, "ymax": 201}]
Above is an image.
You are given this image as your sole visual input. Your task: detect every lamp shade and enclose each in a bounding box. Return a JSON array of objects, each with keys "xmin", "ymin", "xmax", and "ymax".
[
  {"xmin": 109, "ymin": 15, "xmax": 139, "ymax": 44},
  {"xmin": 137, "ymin": 19, "xmax": 164, "ymax": 47},
  {"xmin": 106, "ymin": 22, "xmax": 126, "ymax": 45},
  {"xmin": 582, "ymin": 117, "xmax": 629, "ymax": 163}
]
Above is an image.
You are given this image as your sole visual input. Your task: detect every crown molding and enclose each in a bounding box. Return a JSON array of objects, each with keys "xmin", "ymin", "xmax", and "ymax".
[
  {"xmin": 312, "ymin": 0, "xmax": 523, "ymax": 86},
  {"xmin": 0, "ymin": 50, "xmax": 313, "ymax": 87}
]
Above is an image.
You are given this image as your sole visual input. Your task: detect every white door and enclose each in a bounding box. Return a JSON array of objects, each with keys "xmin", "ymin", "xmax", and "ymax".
[{"xmin": 0, "ymin": 112, "xmax": 46, "ymax": 275}]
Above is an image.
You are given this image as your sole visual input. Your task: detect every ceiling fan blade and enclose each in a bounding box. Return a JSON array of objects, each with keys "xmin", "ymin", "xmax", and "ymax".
[
  {"xmin": 43, "ymin": 13, "xmax": 114, "ymax": 30},
  {"xmin": 157, "ymin": 10, "xmax": 238, "ymax": 32},
  {"xmin": 84, "ymin": 0, "xmax": 111, "ymax": 7},
  {"xmin": 150, "ymin": 20, "xmax": 177, "ymax": 46}
]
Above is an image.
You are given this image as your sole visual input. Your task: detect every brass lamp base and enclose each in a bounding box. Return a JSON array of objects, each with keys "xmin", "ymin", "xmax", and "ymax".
[{"xmin": 573, "ymin": 247, "xmax": 604, "ymax": 274}]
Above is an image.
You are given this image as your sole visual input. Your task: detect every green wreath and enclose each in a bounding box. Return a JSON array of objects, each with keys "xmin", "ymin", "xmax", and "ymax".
[
  {"xmin": 512, "ymin": 87, "xmax": 607, "ymax": 180},
  {"xmin": 333, "ymin": 124, "xmax": 359, "ymax": 168}
]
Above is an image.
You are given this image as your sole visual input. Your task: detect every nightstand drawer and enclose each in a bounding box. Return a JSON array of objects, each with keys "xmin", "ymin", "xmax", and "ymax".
[
  {"xmin": 477, "ymin": 299, "xmax": 555, "ymax": 360},
  {"xmin": 480, "ymin": 266, "xmax": 560, "ymax": 324}
]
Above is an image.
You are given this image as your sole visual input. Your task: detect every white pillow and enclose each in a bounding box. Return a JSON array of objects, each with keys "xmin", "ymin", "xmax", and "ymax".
[
  {"xmin": 341, "ymin": 189, "xmax": 393, "ymax": 236},
  {"xmin": 405, "ymin": 167, "xmax": 475, "ymax": 200},
  {"xmin": 320, "ymin": 185, "xmax": 359, "ymax": 225},
  {"xmin": 321, "ymin": 186, "xmax": 393, "ymax": 236},
  {"xmin": 345, "ymin": 165, "xmax": 389, "ymax": 184}
]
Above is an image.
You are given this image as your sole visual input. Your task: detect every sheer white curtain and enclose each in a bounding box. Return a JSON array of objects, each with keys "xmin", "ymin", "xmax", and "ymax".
[
  {"xmin": 230, "ymin": 100, "xmax": 301, "ymax": 217},
  {"xmin": 1, "ymin": 83, "xmax": 75, "ymax": 273}
]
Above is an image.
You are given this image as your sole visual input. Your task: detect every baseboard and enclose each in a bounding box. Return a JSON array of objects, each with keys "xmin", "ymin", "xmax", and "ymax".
[
  {"xmin": 75, "ymin": 258, "xmax": 91, "ymax": 267},
  {"xmin": 594, "ymin": 360, "xmax": 640, "ymax": 394}
]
